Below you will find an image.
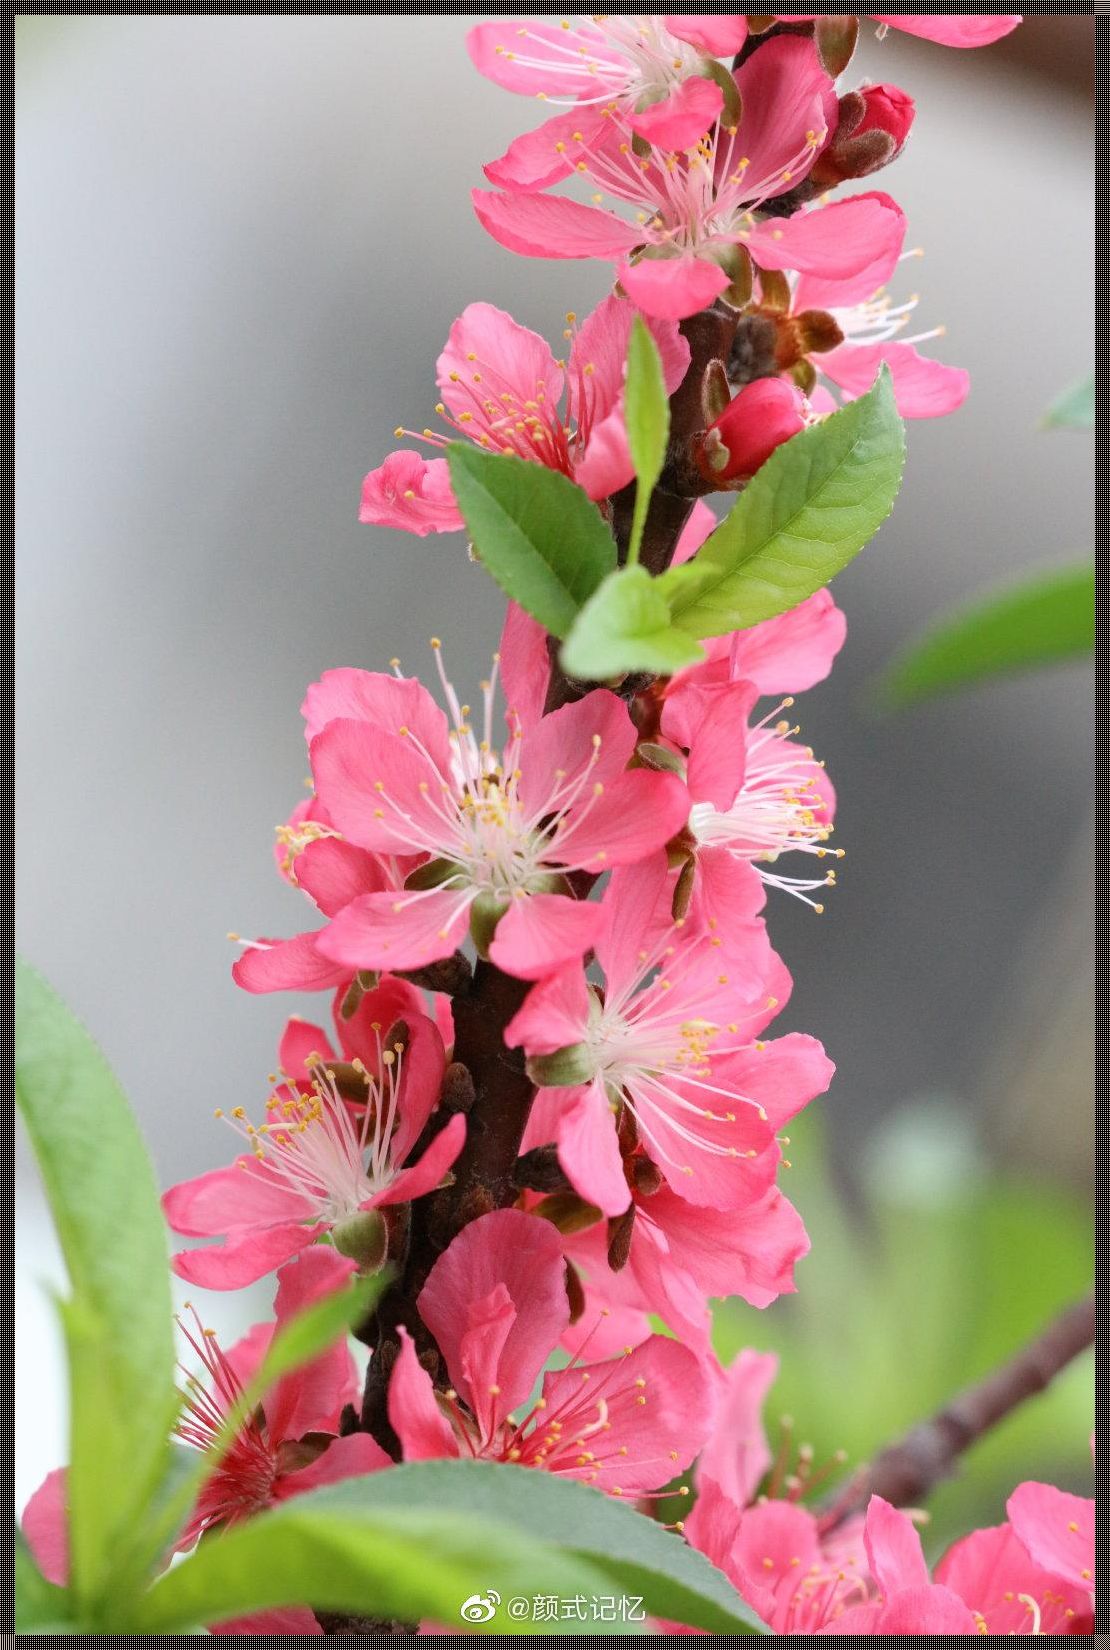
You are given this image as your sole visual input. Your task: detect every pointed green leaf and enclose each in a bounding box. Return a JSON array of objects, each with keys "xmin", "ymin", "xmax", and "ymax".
[
  {"xmin": 878, "ymin": 561, "xmax": 1095, "ymax": 708},
  {"xmin": 14, "ymin": 961, "xmax": 177, "ymax": 1609},
  {"xmin": 446, "ymin": 445, "xmax": 617, "ymax": 638},
  {"xmin": 625, "ymin": 317, "xmax": 670, "ymax": 566},
  {"xmin": 1043, "ymin": 373, "xmax": 1095, "ymax": 431},
  {"xmin": 136, "ymin": 1462, "xmax": 768, "ymax": 1635},
  {"xmin": 561, "ymin": 566, "xmax": 704, "ymax": 681},
  {"xmin": 658, "ymin": 367, "xmax": 905, "ymax": 637}
]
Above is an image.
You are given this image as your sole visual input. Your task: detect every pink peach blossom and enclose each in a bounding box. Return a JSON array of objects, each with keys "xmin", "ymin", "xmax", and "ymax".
[
  {"xmin": 389, "ymin": 1208, "xmax": 715, "ymax": 1494},
  {"xmin": 165, "ymin": 979, "xmax": 455, "ymax": 1289},
  {"xmin": 474, "ymin": 39, "xmax": 913, "ymax": 323},
  {"xmin": 304, "ymin": 655, "xmax": 689, "ymax": 980},
  {"xmin": 507, "ymin": 859, "xmax": 831, "ymax": 1215},
  {"xmin": 360, "ymin": 296, "xmax": 689, "ymax": 535}
]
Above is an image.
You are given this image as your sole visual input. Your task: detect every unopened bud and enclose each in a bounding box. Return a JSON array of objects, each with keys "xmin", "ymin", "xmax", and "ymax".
[
  {"xmin": 855, "ymin": 83, "xmax": 916, "ymax": 155},
  {"xmin": 696, "ymin": 379, "xmax": 809, "ymax": 485},
  {"xmin": 332, "ymin": 1208, "xmax": 388, "ymax": 1272}
]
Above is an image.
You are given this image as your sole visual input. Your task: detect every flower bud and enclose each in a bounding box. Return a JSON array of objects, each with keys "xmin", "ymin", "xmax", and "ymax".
[
  {"xmin": 332, "ymin": 1208, "xmax": 388, "ymax": 1271},
  {"xmin": 697, "ymin": 378, "xmax": 809, "ymax": 485},
  {"xmin": 855, "ymin": 83, "xmax": 916, "ymax": 155}
]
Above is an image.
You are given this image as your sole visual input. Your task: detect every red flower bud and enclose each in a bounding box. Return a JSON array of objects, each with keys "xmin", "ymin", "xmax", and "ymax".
[
  {"xmin": 855, "ymin": 83, "xmax": 916, "ymax": 155},
  {"xmin": 698, "ymin": 378, "xmax": 809, "ymax": 484}
]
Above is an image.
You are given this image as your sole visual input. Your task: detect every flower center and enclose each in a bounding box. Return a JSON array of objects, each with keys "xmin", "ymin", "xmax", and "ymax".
[
  {"xmin": 216, "ymin": 1034, "xmax": 405, "ymax": 1225},
  {"xmin": 174, "ymin": 1307, "xmax": 279, "ymax": 1538}
]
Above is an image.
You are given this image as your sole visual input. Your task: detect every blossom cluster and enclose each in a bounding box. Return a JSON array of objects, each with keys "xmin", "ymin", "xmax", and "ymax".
[{"xmin": 24, "ymin": 10, "xmax": 1096, "ymax": 1638}]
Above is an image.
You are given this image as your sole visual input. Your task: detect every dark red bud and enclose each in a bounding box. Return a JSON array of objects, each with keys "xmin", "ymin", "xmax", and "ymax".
[
  {"xmin": 855, "ymin": 82, "xmax": 916, "ymax": 153},
  {"xmin": 698, "ymin": 378, "xmax": 809, "ymax": 484}
]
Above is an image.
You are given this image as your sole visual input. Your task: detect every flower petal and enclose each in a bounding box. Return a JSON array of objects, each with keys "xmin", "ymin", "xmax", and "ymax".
[
  {"xmin": 504, "ymin": 963, "xmax": 592, "ymax": 1057},
  {"xmin": 664, "ymin": 15, "xmax": 749, "ymax": 54},
  {"xmin": 171, "ymin": 1221, "xmax": 319, "ymax": 1291},
  {"xmin": 437, "ymin": 302, "xmax": 564, "ymax": 431},
  {"xmin": 875, "ymin": 14, "xmax": 1022, "ymax": 47},
  {"xmin": 359, "ymin": 451, "xmax": 462, "ymax": 536},
  {"xmin": 310, "ymin": 719, "xmax": 448, "ymax": 854},
  {"xmin": 517, "ymin": 688, "xmax": 638, "ymax": 816},
  {"xmin": 499, "ymin": 601, "xmax": 551, "ymax": 735},
  {"xmin": 630, "ymin": 76, "xmax": 724, "ymax": 150},
  {"xmin": 1007, "ymin": 1481, "xmax": 1095, "ymax": 1591},
  {"xmin": 547, "ymin": 1079, "xmax": 631, "ymax": 1218},
  {"xmin": 488, "ymin": 893, "xmax": 604, "ymax": 982},
  {"xmin": 317, "ymin": 887, "xmax": 472, "ymax": 974},
  {"xmin": 485, "ymin": 109, "xmax": 608, "ymax": 193},
  {"xmin": 864, "ymin": 1495, "xmax": 930, "ymax": 1597},
  {"xmin": 820, "ymin": 340, "xmax": 970, "ymax": 419},
  {"xmin": 22, "ymin": 1469, "xmax": 69, "ymax": 1586},
  {"xmin": 278, "ymin": 1432, "xmax": 391, "ymax": 1497},
  {"xmin": 417, "ymin": 1209, "xmax": 569, "ymax": 1417},
  {"xmin": 388, "ymin": 1326, "xmax": 460, "ymax": 1461},
  {"xmin": 164, "ymin": 1160, "xmax": 316, "ymax": 1238},
  {"xmin": 747, "ymin": 191, "xmax": 905, "ymax": 281},
  {"xmin": 466, "ymin": 20, "xmax": 625, "ymax": 95},
  {"xmin": 472, "ymin": 189, "xmax": 642, "ymax": 260},
  {"xmin": 302, "ymin": 671, "xmax": 451, "ymax": 768},
  {"xmin": 374, "ymin": 1113, "xmax": 466, "ymax": 1207},
  {"xmin": 619, "ymin": 255, "xmax": 730, "ymax": 322},
  {"xmin": 726, "ymin": 588, "xmax": 847, "ymax": 695},
  {"xmin": 232, "ymin": 932, "xmax": 350, "ymax": 995},
  {"xmin": 696, "ymin": 1348, "xmax": 778, "ymax": 1508},
  {"xmin": 557, "ymin": 769, "xmax": 691, "ymax": 870}
]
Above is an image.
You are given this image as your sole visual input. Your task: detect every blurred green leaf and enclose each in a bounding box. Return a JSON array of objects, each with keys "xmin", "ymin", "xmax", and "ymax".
[
  {"xmin": 561, "ymin": 566, "xmax": 704, "ymax": 681},
  {"xmin": 658, "ymin": 367, "xmax": 904, "ymax": 637},
  {"xmin": 138, "ymin": 1462, "xmax": 768, "ymax": 1634},
  {"xmin": 14, "ymin": 961, "xmax": 178, "ymax": 1613},
  {"xmin": 15, "ymin": 1525, "xmax": 71, "ymax": 1632},
  {"xmin": 1043, "ymin": 373, "xmax": 1095, "ymax": 431},
  {"xmin": 714, "ymin": 1107, "xmax": 1093, "ymax": 1553},
  {"xmin": 624, "ymin": 317, "xmax": 670, "ymax": 567},
  {"xmin": 879, "ymin": 562, "xmax": 1094, "ymax": 708},
  {"xmin": 446, "ymin": 445, "xmax": 616, "ymax": 639}
]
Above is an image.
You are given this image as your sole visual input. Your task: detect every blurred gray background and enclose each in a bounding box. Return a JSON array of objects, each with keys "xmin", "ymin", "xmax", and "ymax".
[{"xmin": 15, "ymin": 17, "xmax": 1093, "ymax": 1506}]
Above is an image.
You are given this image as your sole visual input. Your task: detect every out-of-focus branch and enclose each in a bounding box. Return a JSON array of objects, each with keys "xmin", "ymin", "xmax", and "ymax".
[{"xmin": 823, "ymin": 1293, "xmax": 1096, "ymax": 1525}]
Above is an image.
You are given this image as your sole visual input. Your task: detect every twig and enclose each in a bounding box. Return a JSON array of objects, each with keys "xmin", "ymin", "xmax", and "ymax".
[{"xmin": 822, "ymin": 1293, "xmax": 1096, "ymax": 1525}]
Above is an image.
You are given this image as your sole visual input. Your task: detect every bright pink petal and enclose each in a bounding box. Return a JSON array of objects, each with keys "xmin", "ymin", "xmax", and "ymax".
[
  {"xmin": 303, "ymin": 671, "xmax": 452, "ymax": 770},
  {"xmin": 673, "ymin": 499, "xmax": 716, "ymax": 567},
  {"xmin": 438, "ymin": 303, "xmax": 563, "ymax": 431},
  {"xmin": 726, "ymin": 588, "xmax": 847, "ymax": 695},
  {"xmin": 820, "ymin": 340, "xmax": 970, "ymax": 419},
  {"xmin": 359, "ymin": 451, "xmax": 462, "ymax": 537},
  {"xmin": 936, "ymin": 1522, "xmax": 1093, "ymax": 1634},
  {"xmin": 864, "ymin": 1495, "xmax": 930, "ymax": 1596},
  {"xmin": 334, "ymin": 975, "xmax": 431, "ymax": 1068},
  {"xmin": 473, "ymin": 189, "xmax": 642, "ymax": 260},
  {"xmin": 389, "ymin": 1326, "xmax": 460, "ymax": 1462},
  {"xmin": 665, "ymin": 681, "xmax": 759, "ymax": 811},
  {"xmin": 747, "ymin": 192, "xmax": 905, "ymax": 281},
  {"xmin": 499, "ymin": 601, "xmax": 551, "ymax": 735},
  {"xmin": 573, "ymin": 408, "xmax": 636, "ymax": 502},
  {"xmin": 417, "ymin": 1209, "xmax": 568, "ymax": 1417},
  {"xmin": 210, "ymin": 1609, "xmax": 323, "ymax": 1635},
  {"xmin": 164, "ymin": 1160, "xmax": 316, "ymax": 1238},
  {"xmin": 792, "ymin": 208, "xmax": 907, "ymax": 315},
  {"xmin": 733, "ymin": 1499, "xmax": 823, "ymax": 1603},
  {"xmin": 310, "ymin": 719, "xmax": 448, "ymax": 855},
  {"xmin": 714, "ymin": 1033, "xmax": 835, "ymax": 1132},
  {"xmin": 466, "ymin": 20, "xmax": 625, "ymax": 96},
  {"xmin": 457, "ymin": 1283, "xmax": 519, "ymax": 1442},
  {"xmin": 630, "ymin": 76, "xmax": 724, "ymax": 150},
  {"xmin": 1007, "ymin": 1481, "xmax": 1095, "ymax": 1592},
  {"xmin": 664, "ymin": 15, "xmax": 749, "ymax": 54},
  {"xmin": 651, "ymin": 1184, "xmax": 809, "ymax": 1308},
  {"xmin": 171, "ymin": 1221, "xmax": 318, "ymax": 1290},
  {"xmin": 517, "ymin": 688, "xmax": 638, "ymax": 816},
  {"xmin": 821, "ymin": 1587, "xmax": 980, "ymax": 1634},
  {"xmin": 732, "ymin": 34, "xmax": 834, "ymax": 188},
  {"xmin": 277, "ymin": 1432, "xmax": 391, "ymax": 1497},
  {"xmin": 594, "ymin": 857, "xmax": 672, "ymax": 998},
  {"xmin": 547, "ymin": 1079, "xmax": 630, "ymax": 1218},
  {"xmin": 374, "ymin": 1113, "xmax": 466, "ymax": 1207},
  {"xmin": 488, "ymin": 893, "xmax": 604, "ymax": 981},
  {"xmin": 485, "ymin": 109, "xmax": 608, "ymax": 192},
  {"xmin": 692, "ymin": 847, "xmax": 768, "ymax": 934},
  {"xmin": 697, "ymin": 1349, "xmax": 778, "ymax": 1508},
  {"xmin": 278, "ymin": 1018, "xmax": 334, "ymax": 1082},
  {"xmin": 232, "ymin": 931, "xmax": 350, "ymax": 995},
  {"xmin": 22, "ymin": 1469, "xmax": 68, "ymax": 1586},
  {"xmin": 876, "ymin": 14, "xmax": 1022, "ymax": 47},
  {"xmin": 317, "ymin": 887, "xmax": 472, "ymax": 974},
  {"xmin": 504, "ymin": 963, "xmax": 592, "ymax": 1057},
  {"xmin": 544, "ymin": 1334, "xmax": 715, "ymax": 1492},
  {"xmin": 266, "ymin": 1248, "xmax": 360, "ymax": 1440},
  {"xmin": 558, "ymin": 769, "xmax": 690, "ymax": 870},
  {"xmin": 619, "ymin": 255, "xmax": 730, "ymax": 322}
]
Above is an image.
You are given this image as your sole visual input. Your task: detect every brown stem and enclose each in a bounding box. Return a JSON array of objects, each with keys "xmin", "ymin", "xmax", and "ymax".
[{"xmin": 823, "ymin": 1293, "xmax": 1096, "ymax": 1525}]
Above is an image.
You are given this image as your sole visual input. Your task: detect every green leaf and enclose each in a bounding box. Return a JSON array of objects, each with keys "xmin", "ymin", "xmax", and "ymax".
[
  {"xmin": 1043, "ymin": 372, "xmax": 1094, "ymax": 431},
  {"xmin": 624, "ymin": 317, "xmax": 670, "ymax": 567},
  {"xmin": 561, "ymin": 566, "xmax": 704, "ymax": 681},
  {"xmin": 121, "ymin": 1270, "xmax": 388, "ymax": 1592},
  {"xmin": 137, "ymin": 1463, "xmax": 766, "ymax": 1636},
  {"xmin": 446, "ymin": 445, "xmax": 617, "ymax": 639},
  {"xmin": 658, "ymin": 366, "xmax": 905, "ymax": 637},
  {"xmin": 14, "ymin": 961, "xmax": 177, "ymax": 1611},
  {"xmin": 15, "ymin": 1525, "xmax": 71, "ymax": 1632},
  {"xmin": 878, "ymin": 561, "xmax": 1095, "ymax": 708}
]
